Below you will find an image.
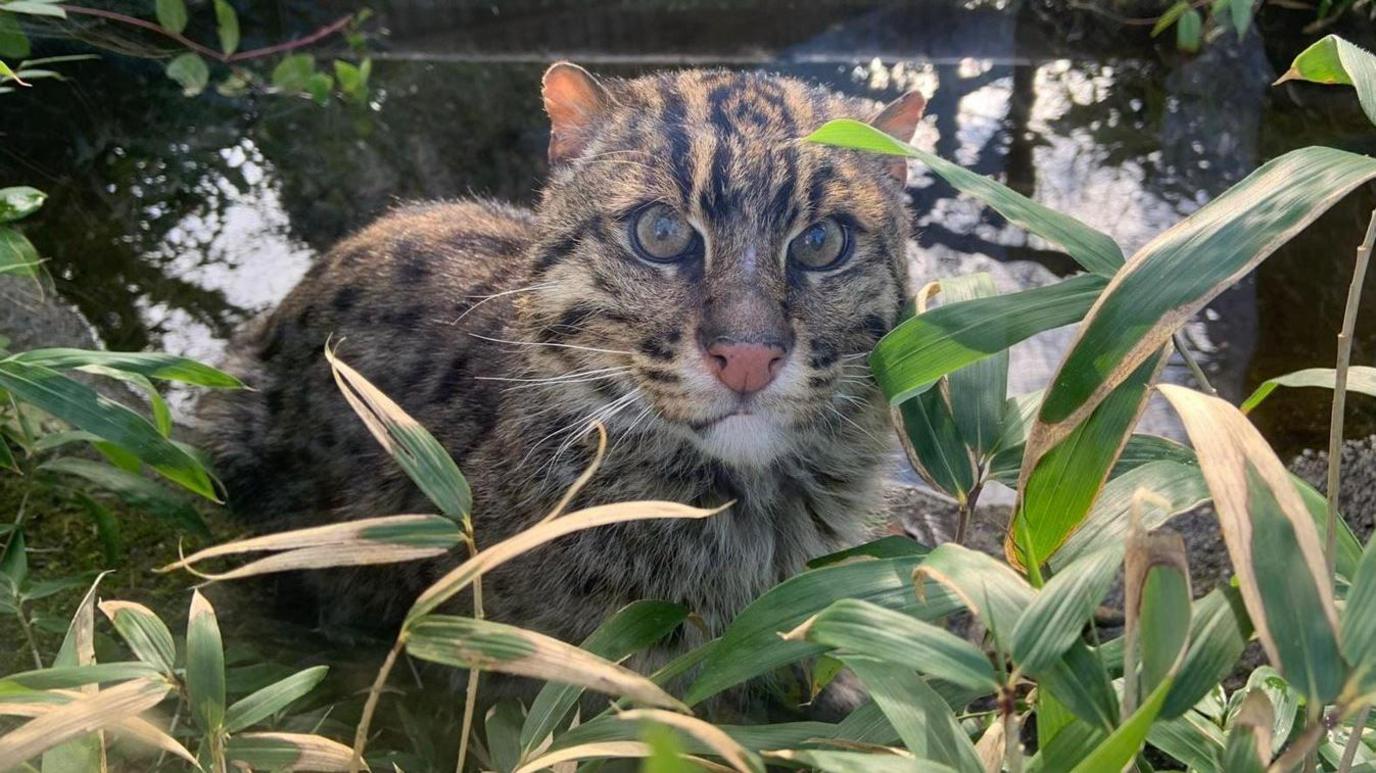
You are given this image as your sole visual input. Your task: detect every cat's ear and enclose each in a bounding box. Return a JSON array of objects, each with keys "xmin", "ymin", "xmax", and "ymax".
[
  {"xmin": 542, "ymin": 62, "xmax": 611, "ymax": 166},
  {"xmin": 868, "ymin": 90, "xmax": 926, "ymax": 182}
]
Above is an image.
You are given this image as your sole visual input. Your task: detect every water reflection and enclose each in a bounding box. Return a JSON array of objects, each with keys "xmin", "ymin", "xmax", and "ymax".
[{"xmin": 5, "ymin": 13, "xmax": 1375, "ymax": 451}]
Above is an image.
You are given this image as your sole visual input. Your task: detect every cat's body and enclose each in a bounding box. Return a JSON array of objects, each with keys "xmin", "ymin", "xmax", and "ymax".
[{"xmin": 198, "ymin": 67, "xmax": 922, "ymax": 666}]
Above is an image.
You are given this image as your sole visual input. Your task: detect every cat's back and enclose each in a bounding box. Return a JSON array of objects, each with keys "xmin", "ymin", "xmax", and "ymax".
[{"xmin": 198, "ymin": 198, "xmax": 536, "ymax": 525}]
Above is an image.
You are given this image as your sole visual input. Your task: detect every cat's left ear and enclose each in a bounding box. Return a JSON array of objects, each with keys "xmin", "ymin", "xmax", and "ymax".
[
  {"xmin": 868, "ymin": 90, "xmax": 926, "ymax": 182},
  {"xmin": 543, "ymin": 62, "xmax": 611, "ymax": 166}
]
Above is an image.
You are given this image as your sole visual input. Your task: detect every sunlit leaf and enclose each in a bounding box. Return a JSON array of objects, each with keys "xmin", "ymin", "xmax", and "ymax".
[
  {"xmin": 224, "ymin": 665, "xmax": 328, "ymax": 733},
  {"xmin": 1276, "ymin": 34, "xmax": 1376, "ymax": 126},
  {"xmin": 0, "ymin": 678, "xmax": 169, "ymax": 770},
  {"xmin": 1011, "ymin": 544, "xmax": 1124, "ymax": 674},
  {"xmin": 165, "ymin": 52, "xmax": 208, "ymax": 97},
  {"xmin": 186, "ymin": 590, "xmax": 226, "ymax": 732},
  {"xmin": 1240, "ymin": 365, "xmax": 1376, "ymax": 413},
  {"xmin": 12, "ymin": 348, "xmax": 243, "ymax": 388},
  {"xmin": 0, "ymin": 186, "xmax": 43, "ymax": 223},
  {"xmin": 98, "ymin": 600, "xmax": 176, "ymax": 676},
  {"xmin": 940, "ymin": 273, "xmax": 1008, "ymax": 457},
  {"xmin": 212, "ymin": 0, "xmax": 239, "ymax": 55}
]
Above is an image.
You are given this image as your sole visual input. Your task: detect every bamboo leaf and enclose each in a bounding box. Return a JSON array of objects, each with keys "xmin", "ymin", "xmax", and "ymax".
[
  {"xmin": 1240, "ymin": 365, "xmax": 1376, "ymax": 413},
  {"xmin": 0, "ymin": 360, "xmax": 216, "ymax": 498},
  {"xmin": 97, "ymin": 601, "xmax": 176, "ymax": 676},
  {"xmin": 685, "ymin": 554, "xmax": 958, "ymax": 706},
  {"xmin": 0, "ymin": 186, "xmax": 44, "ymax": 223},
  {"xmin": 212, "ymin": 0, "xmax": 239, "ymax": 55},
  {"xmin": 326, "ymin": 346, "xmax": 471, "ymax": 523},
  {"xmin": 225, "ymin": 732, "xmax": 356, "ymax": 771},
  {"xmin": 1276, "ymin": 34, "xmax": 1376, "ymax": 126},
  {"xmin": 1026, "ymin": 147, "xmax": 1376, "ymax": 470},
  {"xmin": 1342, "ymin": 537, "xmax": 1376, "ymax": 698},
  {"xmin": 1220, "ymin": 689, "xmax": 1272, "ymax": 772},
  {"xmin": 1068, "ymin": 677, "xmax": 1173, "ymax": 773},
  {"xmin": 807, "ymin": 120, "xmax": 1124, "ymax": 276},
  {"xmin": 42, "ymin": 573, "xmax": 105, "ymax": 773},
  {"xmin": 940, "ymin": 273, "xmax": 1008, "ymax": 457},
  {"xmin": 407, "ymin": 501, "xmax": 725, "ymax": 624},
  {"xmin": 1009, "ymin": 348, "xmax": 1168, "ymax": 572},
  {"xmin": 40, "ymin": 458, "xmax": 208, "ymax": 536},
  {"xmin": 764, "ymin": 749, "xmax": 943, "ymax": 773},
  {"xmin": 1159, "ymin": 384, "xmax": 1345, "ymax": 704},
  {"xmin": 806, "ymin": 535, "xmax": 929, "ymax": 569},
  {"xmin": 911, "ymin": 543, "xmax": 1034, "ymax": 658},
  {"xmin": 0, "ymin": 663, "xmax": 163, "ymax": 691},
  {"xmin": 841, "ymin": 656, "xmax": 983, "ymax": 773},
  {"xmin": 895, "ymin": 389, "xmax": 976, "ymax": 499},
  {"xmin": 520, "ymin": 600, "xmax": 688, "ymax": 754},
  {"xmin": 615, "ymin": 710, "xmax": 762, "ymax": 773},
  {"xmin": 0, "ymin": 678, "xmax": 170, "ymax": 770},
  {"xmin": 1162, "ymin": 586, "xmax": 1253, "ymax": 718},
  {"xmin": 224, "ymin": 665, "xmax": 328, "ymax": 733},
  {"xmin": 186, "ymin": 589, "xmax": 225, "ymax": 732},
  {"xmin": 407, "ymin": 615, "xmax": 687, "ymax": 711},
  {"xmin": 1011, "ymin": 544, "xmax": 1124, "ymax": 674},
  {"xmin": 11, "ymin": 348, "xmax": 243, "ymax": 388},
  {"xmin": 1147, "ymin": 710, "xmax": 1224, "ymax": 773},
  {"xmin": 871, "ymin": 274, "xmax": 1107, "ymax": 404},
  {"xmin": 1124, "ymin": 530, "xmax": 1191, "ymax": 709},
  {"xmin": 158, "ymin": 513, "xmax": 462, "ymax": 581},
  {"xmin": 792, "ymin": 599, "xmax": 998, "ymax": 693},
  {"xmin": 154, "ymin": 0, "xmax": 187, "ymax": 33}
]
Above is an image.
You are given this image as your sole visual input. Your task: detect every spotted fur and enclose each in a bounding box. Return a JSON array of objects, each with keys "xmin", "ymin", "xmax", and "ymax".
[{"xmin": 198, "ymin": 67, "xmax": 915, "ymax": 689}]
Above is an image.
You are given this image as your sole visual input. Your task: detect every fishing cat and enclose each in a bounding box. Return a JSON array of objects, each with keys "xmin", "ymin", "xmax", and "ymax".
[{"xmin": 198, "ymin": 64, "xmax": 924, "ymax": 661}]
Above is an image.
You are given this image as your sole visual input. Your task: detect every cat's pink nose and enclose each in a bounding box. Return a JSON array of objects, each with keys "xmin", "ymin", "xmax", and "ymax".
[{"xmin": 704, "ymin": 340, "xmax": 786, "ymax": 395}]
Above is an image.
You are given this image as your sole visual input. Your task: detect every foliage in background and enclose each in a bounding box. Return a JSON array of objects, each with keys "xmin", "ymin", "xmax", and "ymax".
[
  {"xmin": 4, "ymin": 27, "xmax": 1376, "ymax": 773},
  {"xmin": 0, "ymin": 0, "xmax": 372, "ymax": 104}
]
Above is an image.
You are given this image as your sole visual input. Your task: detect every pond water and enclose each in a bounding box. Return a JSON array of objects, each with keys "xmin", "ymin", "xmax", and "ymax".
[{"xmin": 7, "ymin": 0, "xmax": 1376, "ymax": 455}]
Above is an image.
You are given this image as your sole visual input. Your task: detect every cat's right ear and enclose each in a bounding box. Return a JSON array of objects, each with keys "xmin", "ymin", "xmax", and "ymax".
[{"xmin": 542, "ymin": 62, "xmax": 610, "ymax": 166}]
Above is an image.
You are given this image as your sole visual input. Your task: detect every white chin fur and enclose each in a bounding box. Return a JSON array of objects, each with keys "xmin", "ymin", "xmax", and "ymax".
[{"xmin": 694, "ymin": 414, "xmax": 787, "ymax": 466}]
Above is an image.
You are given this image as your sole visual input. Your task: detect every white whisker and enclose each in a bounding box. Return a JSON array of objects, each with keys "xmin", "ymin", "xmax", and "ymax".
[
  {"xmin": 468, "ymin": 332, "xmax": 632, "ymax": 356},
  {"xmin": 447, "ymin": 282, "xmax": 556, "ymax": 325}
]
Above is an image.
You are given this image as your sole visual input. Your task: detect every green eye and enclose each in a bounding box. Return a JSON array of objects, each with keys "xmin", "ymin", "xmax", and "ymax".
[
  {"xmin": 630, "ymin": 204, "xmax": 697, "ymax": 263},
  {"xmin": 788, "ymin": 217, "xmax": 851, "ymax": 270}
]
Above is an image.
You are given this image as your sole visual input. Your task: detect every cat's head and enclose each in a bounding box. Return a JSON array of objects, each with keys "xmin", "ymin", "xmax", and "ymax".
[{"xmin": 517, "ymin": 64, "xmax": 921, "ymax": 468}]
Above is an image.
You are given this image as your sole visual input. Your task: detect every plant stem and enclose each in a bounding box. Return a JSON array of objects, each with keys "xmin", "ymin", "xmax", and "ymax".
[
  {"xmin": 1339, "ymin": 705, "xmax": 1371, "ymax": 773},
  {"xmin": 1173, "ymin": 331, "xmax": 1217, "ymax": 397},
  {"xmin": 349, "ymin": 633, "xmax": 406, "ymax": 773},
  {"xmin": 455, "ymin": 533, "xmax": 484, "ymax": 773},
  {"xmin": 1326, "ymin": 208, "xmax": 1376, "ymax": 584},
  {"xmin": 15, "ymin": 602, "xmax": 43, "ymax": 669},
  {"xmin": 56, "ymin": 5, "xmax": 353, "ymax": 63},
  {"xmin": 1002, "ymin": 701, "xmax": 1023, "ymax": 773}
]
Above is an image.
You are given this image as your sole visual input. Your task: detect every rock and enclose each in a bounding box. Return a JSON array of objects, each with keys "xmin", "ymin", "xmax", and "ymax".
[{"xmin": 0, "ymin": 275, "xmax": 101, "ymax": 353}]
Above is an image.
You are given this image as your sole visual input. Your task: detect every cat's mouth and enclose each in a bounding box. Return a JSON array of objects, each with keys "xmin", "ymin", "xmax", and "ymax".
[{"xmin": 687, "ymin": 409, "xmax": 754, "ymax": 432}]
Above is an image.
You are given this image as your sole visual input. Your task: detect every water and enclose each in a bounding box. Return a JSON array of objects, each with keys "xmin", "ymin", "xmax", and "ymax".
[{"xmin": 5, "ymin": 1, "xmax": 1376, "ymax": 455}]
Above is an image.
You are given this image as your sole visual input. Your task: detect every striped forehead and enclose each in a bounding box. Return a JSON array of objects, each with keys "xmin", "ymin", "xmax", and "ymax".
[{"xmin": 599, "ymin": 71, "xmax": 873, "ymax": 229}]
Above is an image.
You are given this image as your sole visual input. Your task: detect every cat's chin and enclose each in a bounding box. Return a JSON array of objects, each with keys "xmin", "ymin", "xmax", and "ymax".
[{"xmin": 691, "ymin": 413, "xmax": 788, "ymax": 467}]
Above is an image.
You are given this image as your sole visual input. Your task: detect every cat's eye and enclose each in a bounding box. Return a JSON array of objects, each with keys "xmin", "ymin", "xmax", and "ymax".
[
  {"xmin": 630, "ymin": 204, "xmax": 698, "ymax": 263},
  {"xmin": 788, "ymin": 217, "xmax": 851, "ymax": 271}
]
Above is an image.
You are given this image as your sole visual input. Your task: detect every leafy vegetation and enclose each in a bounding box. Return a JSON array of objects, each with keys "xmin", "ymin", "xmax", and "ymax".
[{"xmin": 3, "ymin": 27, "xmax": 1376, "ymax": 773}]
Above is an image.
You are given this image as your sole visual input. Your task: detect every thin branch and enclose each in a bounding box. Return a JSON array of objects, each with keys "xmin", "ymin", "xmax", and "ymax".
[
  {"xmin": 1339, "ymin": 705, "xmax": 1371, "ymax": 773},
  {"xmin": 1173, "ymin": 331, "xmax": 1218, "ymax": 397},
  {"xmin": 1326, "ymin": 208, "xmax": 1376, "ymax": 584},
  {"xmin": 55, "ymin": 5, "xmax": 353, "ymax": 63},
  {"xmin": 349, "ymin": 633, "xmax": 406, "ymax": 773},
  {"xmin": 455, "ymin": 533, "xmax": 483, "ymax": 773}
]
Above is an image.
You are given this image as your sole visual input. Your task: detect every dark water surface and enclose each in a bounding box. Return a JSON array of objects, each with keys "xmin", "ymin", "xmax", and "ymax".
[{"xmin": 6, "ymin": 0, "xmax": 1376, "ymax": 454}]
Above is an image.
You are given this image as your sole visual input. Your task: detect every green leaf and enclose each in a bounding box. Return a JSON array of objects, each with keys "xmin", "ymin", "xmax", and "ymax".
[
  {"xmin": 407, "ymin": 615, "xmax": 686, "ymax": 710},
  {"xmin": 1342, "ymin": 537, "xmax": 1376, "ymax": 697},
  {"xmin": 0, "ymin": 528, "xmax": 26, "ymax": 589},
  {"xmin": 1013, "ymin": 349, "xmax": 1167, "ymax": 571},
  {"xmin": 1176, "ymin": 8, "xmax": 1202, "ymax": 52},
  {"xmin": 1220, "ymin": 689, "xmax": 1272, "ymax": 772},
  {"xmin": 212, "ymin": 0, "xmax": 238, "ymax": 55},
  {"xmin": 1147, "ymin": 710, "xmax": 1224, "ymax": 773},
  {"xmin": 327, "ymin": 348, "xmax": 471, "ymax": 523},
  {"xmin": 155, "ymin": 0, "xmax": 187, "ymax": 33},
  {"xmin": 798, "ymin": 598, "xmax": 999, "ymax": 693},
  {"xmin": 806, "ymin": 535, "xmax": 929, "ymax": 569},
  {"xmin": 642, "ymin": 721, "xmax": 693, "ymax": 773},
  {"xmin": 224, "ymin": 665, "xmax": 328, "ymax": 733},
  {"xmin": 1230, "ymin": 0, "xmax": 1252, "ymax": 36},
  {"xmin": 224, "ymin": 732, "xmax": 354, "ymax": 770},
  {"xmin": 1011, "ymin": 544, "xmax": 1124, "ymax": 674},
  {"xmin": 0, "ymin": 433, "xmax": 16, "ymax": 473},
  {"xmin": 98, "ymin": 600, "xmax": 176, "ymax": 675},
  {"xmin": 0, "ymin": 661, "xmax": 161, "ymax": 690},
  {"xmin": 270, "ymin": 53, "xmax": 313, "ymax": 92},
  {"xmin": 333, "ymin": 58, "xmax": 367, "ymax": 102},
  {"xmin": 1161, "ymin": 385, "xmax": 1345, "ymax": 704},
  {"xmin": 1277, "ymin": 34, "xmax": 1376, "ymax": 127},
  {"xmin": 842, "ymin": 656, "xmax": 983, "ymax": 773},
  {"xmin": 520, "ymin": 600, "xmax": 689, "ymax": 753},
  {"xmin": 0, "ymin": 2, "xmax": 66, "ymax": 18},
  {"xmin": 0, "ymin": 225, "xmax": 40, "ymax": 277},
  {"xmin": 74, "ymin": 493, "xmax": 121, "ymax": 565},
  {"xmin": 1240, "ymin": 365, "xmax": 1376, "ymax": 413},
  {"xmin": 871, "ymin": 274, "xmax": 1107, "ymax": 404},
  {"xmin": 0, "ymin": 186, "xmax": 43, "ymax": 222},
  {"xmin": 41, "ymin": 575, "xmax": 104, "ymax": 773},
  {"xmin": 39, "ymin": 458, "xmax": 208, "ymax": 535},
  {"xmin": 684, "ymin": 555, "xmax": 959, "ymax": 706},
  {"xmin": 186, "ymin": 590, "xmax": 226, "ymax": 732},
  {"xmin": 765, "ymin": 749, "xmax": 948, "ymax": 773},
  {"xmin": 1128, "ymin": 533, "xmax": 1191, "ymax": 703},
  {"xmin": 1162, "ymin": 586, "xmax": 1252, "ymax": 718},
  {"xmin": 940, "ymin": 273, "xmax": 1008, "ymax": 457},
  {"xmin": 305, "ymin": 71, "xmax": 332, "ymax": 105},
  {"xmin": 1033, "ymin": 146, "xmax": 1376, "ymax": 447},
  {"xmin": 1151, "ymin": 1, "xmax": 1190, "ymax": 36},
  {"xmin": 485, "ymin": 700, "xmax": 523, "ymax": 773},
  {"xmin": 1069, "ymin": 677, "xmax": 1174, "ymax": 773},
  {"xmin": 896, "ymin": 388, "xmax": 976, "ymax": 499},
  {"xmin": 1051, "ymin": 459, "xmax": 1209, "ymax": 571},
  {"xmin": 807, "ymin": 120, "xmax": 1124, "ymax": 276},
  {"xmin": 0, "ymin": 14, "xmax": 29, "ymax": 59},
  {"xmin": 12, "ymin": 348, "xmax": 244, "ymax": 388},
  {"xmin": 912, "ymin": 543, "xmax": 1034, "ymax": 658},
  {"xmin": 165, "ymin": 52, "xmax": 208, "ymax": 96}
]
